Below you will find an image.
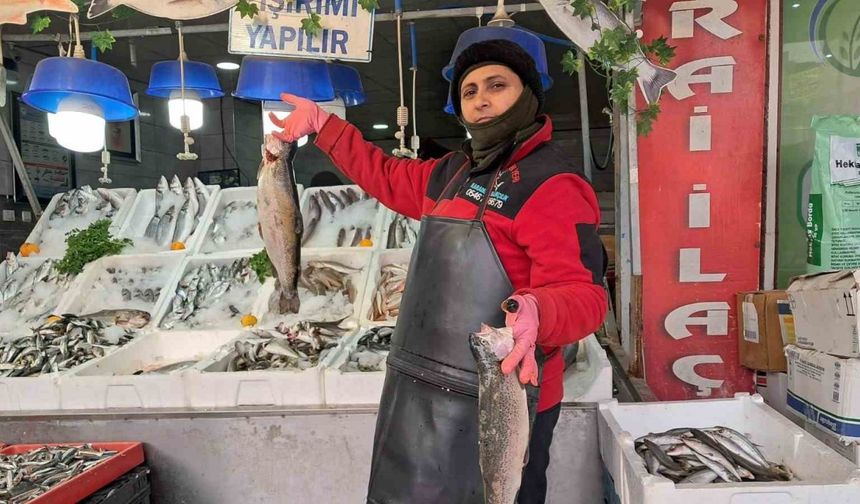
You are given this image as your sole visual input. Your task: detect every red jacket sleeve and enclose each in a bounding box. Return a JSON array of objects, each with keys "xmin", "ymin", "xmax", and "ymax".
[
  {"xmin": 512, "ymin": 174, "xmax": 608, "ymax": 347},
  {"xmin": 314, "ymin": 115, "xmax": 439, "ymax": 220}
]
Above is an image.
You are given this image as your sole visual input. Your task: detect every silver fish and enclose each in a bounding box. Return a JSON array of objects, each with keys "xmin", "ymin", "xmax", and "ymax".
[
  {"xmin": 169, "ymin": 175, "xmax": 183, "ymax": 195},
  {"xmin": 536, "ymin": 0, "xmax": 676, "ymax": 103},
  {"xmin": 79, "ymin": 309, "xmax": 151, "ymax": 329},
  {"xmin": 184, "ymin": 177, "xmax": 200, "ymax": 225},
  {"xmin": 470, "ymin": 324, "xmax": 528, "ymax": 504},
  {"xmin": 96, "ymin": 188, "xmax": 123, "ymax": 209},
  {"xmin": 257, "ymin": 135, "xmax": 302, "ymax": 314},
  {"xmin": 157, "ymin": 205, "xmax": 178, "ymax": 247},
  {"xmin": 302, "ymin": 193, "xmax": 322, "ymax": 246},
  {"xmin": 194, "ymin": 177, "xmax": 210, "ymax": 220},
  {"xmin": 173, "ymin": 197, "xmax": 195, "ymax": 244},
  {"xmin": 88, "ymin": 0, "xmax": 238, "ymax": 20},
  {"xmin": 146, "ymin": 176, "xmax": 169, "ymax": 238}
]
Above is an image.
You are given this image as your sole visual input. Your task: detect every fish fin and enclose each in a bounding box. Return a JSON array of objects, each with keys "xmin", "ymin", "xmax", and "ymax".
[
  {"xmin": 88, "ymin": 0, "xmax": 114, "ymax": 19},
  {"xmin": 523, "ymin": 446, "xmax": 530, "ymax": 468},
  {"xmin": 638, "ymin": 62, "xmax": 677, "ymax": 104},
  {"xmin": 257, "ymin": 223, "xmax": 263, "ymax": 239}
]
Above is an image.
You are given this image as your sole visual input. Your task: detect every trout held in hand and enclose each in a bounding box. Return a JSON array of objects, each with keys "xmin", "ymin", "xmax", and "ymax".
[
  {"xmin": 470, "ymin": 324, "xmax": 530, "ymax": 504},
  {"xmin": 257, "ymin": 135, "xmax": 302, "ymax": 314}
]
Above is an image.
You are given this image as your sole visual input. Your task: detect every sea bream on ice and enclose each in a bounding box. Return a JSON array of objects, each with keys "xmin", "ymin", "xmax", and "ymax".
[{"xmin": 537, "ymin": 0, "xmax": 676, "ymax": 103}]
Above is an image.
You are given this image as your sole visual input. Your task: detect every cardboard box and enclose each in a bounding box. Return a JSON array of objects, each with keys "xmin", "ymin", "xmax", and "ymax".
[
  {"xmin": 737, "ymin": 291, "xmax": 794, "ymax": 371},
  {"xmin": 787, "ymin": 270, "xmax": 860, "ymax": 357},
  {"xmin": 786, "ymin": 345, "xmax": 860, "ymax": 443},
  {"xmin": 804, "ymin": 418, "xmax": 860, "ymax": 464}
]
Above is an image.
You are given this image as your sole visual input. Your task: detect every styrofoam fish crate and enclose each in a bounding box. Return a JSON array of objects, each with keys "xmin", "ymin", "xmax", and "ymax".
[
  {"xmin": 55, "ymin": 254, "xmax": 184, "ymax": 323},
  {"xmin": 599, "ymin": 393, "xmax": 860, "ymax": 504},
  {"xmin": 185, "ymin": 328, "xmax": 355, "ymax": 407},
  {"xmin": 0, "ymin": 257, "xmax": 81, "ymax": 338},
  {"xmin": 58, "ymin": 330, "xmax": 240, "ymax": 409},
  {"xmin": 323, "ymin": 325, "xmax": 392, "ymax": 405},
  {"xmin": 23, "ymin": 188, "xmax": 136, "ymax": 259},
  {"xmin": 254, "ymin": 248, "xmax": 373, "ymax": 331},
  {"xmin": 151, "ymin": 252, "xmax": 268, "ymax": 333},
  {"xmin": 380, "ymin": 209, "xmax": 421, "ymax": 249},
  {"xmin": 561, "ymin": 334, "xmax": 613, "ymax": 403},
  {"xmin": 0, "ymin": 356, "xmax": 61, "ymax": 412},
  {"xmin": 299, "ymin": 184, "xmax": 387, "ymax": 250},
  {"xmin": 117, "ymin": 183, "xmax": 219, "ymax": 256},
  {"xmin": 359, "ymin": 248, "xmax": 412, "ymax": 327}
]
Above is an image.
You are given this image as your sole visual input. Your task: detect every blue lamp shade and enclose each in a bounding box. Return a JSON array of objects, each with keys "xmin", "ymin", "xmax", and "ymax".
[
  {"xmin": 22, "ymin": 57, "xmax": 137, "ymax": 121},
  {"xmin": 145, "ymin": 60, "xmax": 224, "ymax": 99},
  {"xmin": 233, "ymin": 57, "xmax": 335, "ymax": 102},
  {"xmin": 329, "ymin": 64, "xmax": 365, "ymax": 107},
  {"xmin": 442, "ymin": 27, "xmax": 553, "ymax": 91}
]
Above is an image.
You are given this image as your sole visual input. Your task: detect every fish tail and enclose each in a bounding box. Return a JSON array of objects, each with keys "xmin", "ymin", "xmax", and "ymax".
[
  {"xmin": 271, "ymin": 285, "xmax": 300, "ymax": 314},
  {"xmin": 88, "ymin": 0, "xmax": 114, "ymax": 19},
  {"xmin": 636, "ymin": 59, "xmax": 677, "ymax": 104}
]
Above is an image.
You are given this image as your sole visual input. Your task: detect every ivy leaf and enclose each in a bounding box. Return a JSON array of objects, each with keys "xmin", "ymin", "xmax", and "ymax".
[
  {"xmin": 569, "ymin": 0, "xmax": 595, "ymax": 19},
  {"xmin": 111, "ymin": 5, "xmax": 136, "ymax": 19},
  {"xmin": 30, "ymin": 14, "xmax": 51, "ymax": 34},
  {"xmin": 301, "ymin": 13, "xmax": 323, "ymax": 36},
  {"xmin": 608, "ymin": 0, "xmax": 633, "ymax": 15},
  {"xmin": 644, "ymin": 36, "xmax": 676, "ymax": 65},
  {"xmin": 610, "ymin": 67, "xmax": 638, "ymax": 111},
  {"xmin": 92, "ymin": 30, "xmax": 116, "ymax": 52},
  {"xmin": 637, "ymin": 103, "xmax": 661, "ymax": 136},
  {"xmin": 359, "ymin": 0, "xmax": 379, "ymax": 11},
  {"xmin": 561, "ymin": 50, "xmax": 582, "ymax": 75},
  {"xmin": 235, "ymin": 0, "xmax": 259, "ymax": 18}
]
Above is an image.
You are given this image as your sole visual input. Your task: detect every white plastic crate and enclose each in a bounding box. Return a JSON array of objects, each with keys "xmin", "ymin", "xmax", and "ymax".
[
  {"xmin": 254, "ymin": 248, "xmax": 373, "ymax": 331},
  {"xmin": 359, "ymin": 248, "xmax": 412, "ymax": 327},
  {"xmin": 117, "ymin": 183, "xmax": 219, "ymax": 255},
  {"xmin": 561, "ymin": 334, "xmax": 612, "ymax": 403},
  {"xmin": 55, "ymin": 254, "xmax": 184, "ymax": 322},
  {"xmin": 0, "ymin": 372, "xmax": 61, "ymax": 411},
  {"xmin": 185, "ymin": 328, "xmax": 353, "ymax": 407},
  {"xmin": 151, "ymin": 252, "xmax": 268, "ymax": 332},
  {"xmin": 0, "ymin": 257, "xmax": 80, "ymax": 337},
  {"xmin": 299, "ymin": 185, "xmax": 386, "ymax": 249},
  {"xmin": 599, "ymin": 393, "xmax": 860, "ymax": 504},
  {"xmin": 23, "ymin": 188, "xmax": 136, "ymax": 258},
  {"xmin": 323, "ymin": 325, "xmax": 392, "ymax": 405},
  {"xmin": 380, "ymin": 209, "xmax": 421, "ymax": 249},
  {"xmin": 58, "ymin": 330, "xmax": 239, "ymax": 409}
]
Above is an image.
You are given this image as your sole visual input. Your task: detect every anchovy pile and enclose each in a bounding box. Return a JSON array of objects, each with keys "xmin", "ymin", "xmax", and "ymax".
[
  {"xmin": 302, "ymin": 187, "xmax": 378, "ymax": 247},
  {"xmin": 299, "ymin": 260, "xmax": 360, "ymax": 302},
  {"xmin": 143, "ymin": 175, "xmax": 211, "ymax": 247},
  {"xmin": 161, "ymin": 258, "xmax": 256, "ymax": 329},
  {"xmin": 386, "ymin": 214, "xmax": 419, "ymax": 249},
  {"xmin": 0, "ymin": 315, "xmax": 136, "ymax": 377},
  {"xmin": 208, "ymin": 201, "xmax": 257, "ymax": 247},
  {"xmin": 369, "ymin": 264, "xmax": 407, "ymax": 322},
  {"xmin": 225, "ymin": 320, "xmax": 350, "ymax": 372},
  {"xmin": 635, "ymin": 427, "xmax": 793, "ymax": 484},
  {"xmin": 50, "ymin": 186, "xmax": 124, "ymax": 220},
  {"xmin": 0, "ymin": 444, "xmax": 117, "ymax": 503},
  {"xmin": 340, "ymin": 326, "xmax": 393, "ymax": 372},
  {"xmin": 0, "ymin": 255, "xmax": 74, "ymax": 322}
]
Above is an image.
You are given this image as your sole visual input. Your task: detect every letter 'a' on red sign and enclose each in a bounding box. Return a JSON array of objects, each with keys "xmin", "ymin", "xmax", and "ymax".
[{"xmin": 637, "ymin": 0, "xmax": 766, "ymax": 400}]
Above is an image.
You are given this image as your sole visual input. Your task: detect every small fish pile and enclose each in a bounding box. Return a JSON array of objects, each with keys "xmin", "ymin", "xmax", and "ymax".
[
  {"xmin": 369, "ymin": 263, "xmax": 408, "ymax": 322},
  {"xmin": 635, "ymin": 427, "xmax": 793, "ymax": 484},
  {"xmin": 299, "ymin": 260, "xmax": 359, "ymax": 302},
  {"xmin": 0, "ymin": 444, "xmax": 118, "ymax": 504},
  {"xmin": 161, "ymin": 258, "xmax": 256, "ymax": 330},
  {"xmin": 0, "ymin": 255, "xmax": 74, "ymax": 329},
  {"xmin": 0, "ymin": 315, "xmax": 137, "ymax": 377},
  {"xmin": 224, "ymin": 319, "xmax": 350, "ymax": 372},
  {"xmin": 340, "ymin": 326, "xmax": 393, "ymax": 372},
  {"xmin": 386, "ymin": 214, "xmax": 419, "ymax": 249},
  {"xmin": 50, "ymin": 186, "xmax": 125, "ymax": 220},
  {"xmin": 303, "ymin": 187, "xmax": 379, "ymax": 248},
  {"xmin": 143, "ymin": 175, "xmax": 211, "ymax": 248},
  {"xmin": 205, "ymin": 200, "xmax": 258, "ymax": 252},
  {"xmin": 36, "ymin": 186, "xmax": 130, "ymax": 257}
]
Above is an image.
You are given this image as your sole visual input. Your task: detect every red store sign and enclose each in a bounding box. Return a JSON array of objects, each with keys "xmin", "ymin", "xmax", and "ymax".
[{"xmin": 638, "ymin": 0, "xmax": 767, "ymax": 400}]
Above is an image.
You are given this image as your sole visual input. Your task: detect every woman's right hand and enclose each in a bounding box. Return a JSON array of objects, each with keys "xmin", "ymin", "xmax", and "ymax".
[{"xmin": 269, "ymin": 92, "xmax": 331, "ymax": 143}]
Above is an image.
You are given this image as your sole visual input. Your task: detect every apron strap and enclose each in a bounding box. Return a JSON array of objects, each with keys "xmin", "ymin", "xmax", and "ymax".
[{"xmin": 431, "ymin": 159, "xmax": 471, "ymax": 212}]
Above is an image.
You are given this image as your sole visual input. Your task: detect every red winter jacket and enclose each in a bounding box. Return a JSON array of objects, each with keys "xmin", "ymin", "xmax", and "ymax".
[{"xmin": 315, "ymin": 114, "xmax": 608, "ymax": 411}]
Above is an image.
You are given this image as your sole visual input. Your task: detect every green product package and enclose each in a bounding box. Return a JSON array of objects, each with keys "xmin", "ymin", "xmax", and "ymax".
[{"xmin": 807, "ymin": 115, "xmax": 860, "ymax": 272}]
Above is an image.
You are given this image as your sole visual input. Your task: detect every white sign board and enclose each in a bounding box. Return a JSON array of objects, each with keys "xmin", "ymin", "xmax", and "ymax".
[{"xmin": 228, "ymin": 0, "xmax": 374, "ymax": 62}]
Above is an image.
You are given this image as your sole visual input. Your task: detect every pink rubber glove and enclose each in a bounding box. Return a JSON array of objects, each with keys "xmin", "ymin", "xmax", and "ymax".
[
  {"xmin": 500, "ymin": 294, "xmax": 539, "ymax": 386},
  {"xmin": 268, "ymin": 92, "xmax": 330, "ymax": 143}
]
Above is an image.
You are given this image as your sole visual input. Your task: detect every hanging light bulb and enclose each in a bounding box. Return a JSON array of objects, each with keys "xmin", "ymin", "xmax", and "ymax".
[
  {"xmin": 47, "ymin": 95, "xmax": 106, "ymax": 153},
  {"xmin": 168, "ymin": 89, "xmax": 203, "ymax": 130}
]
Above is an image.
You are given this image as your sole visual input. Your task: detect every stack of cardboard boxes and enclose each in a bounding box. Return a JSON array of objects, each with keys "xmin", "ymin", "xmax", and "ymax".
[{"xmin": 781, "ymin": 271, "xmax": 860, "ymax": 463}]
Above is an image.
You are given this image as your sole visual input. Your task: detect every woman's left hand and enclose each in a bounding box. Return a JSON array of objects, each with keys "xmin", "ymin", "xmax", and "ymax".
[{"xmin": 501, "ymin": 294, "xmax": 540, "ymax": 386}]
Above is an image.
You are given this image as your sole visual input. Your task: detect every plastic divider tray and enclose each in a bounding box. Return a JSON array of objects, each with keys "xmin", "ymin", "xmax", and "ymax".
[
  {"xmin": 0, "ymin": 442, "xmax": 144, "ymax": 504},
  {"xmin": 0, "ymin": 257, "xmax": 82, "ymax": 338}
]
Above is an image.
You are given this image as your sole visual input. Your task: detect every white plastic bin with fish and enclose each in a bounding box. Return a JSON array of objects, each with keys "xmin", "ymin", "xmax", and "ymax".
[
  {"xmin": 359, "ymin": 248, "xmax": 413, "ymax": 327},
  {"xmin": 600, "ymin": 393, "xmax": 860, "ymax": 504},
  {"xmin": 299, "ymin": 184, "xmax": 387, "ymax": 249},
  {"xmin": 323, "ymin": 325, "xmax": 393, "ymax": 405}
]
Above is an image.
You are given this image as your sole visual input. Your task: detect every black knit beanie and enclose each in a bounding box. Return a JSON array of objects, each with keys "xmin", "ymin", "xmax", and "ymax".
[{"xmin": 449, "ymin": 39, "xmax": 544, "ymax": 117}]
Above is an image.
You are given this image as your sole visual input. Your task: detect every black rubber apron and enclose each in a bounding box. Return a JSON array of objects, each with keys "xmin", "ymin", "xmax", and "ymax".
[{"xmin": 367, "ymin": 161, "xmax": 542, "ymax": 504}]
